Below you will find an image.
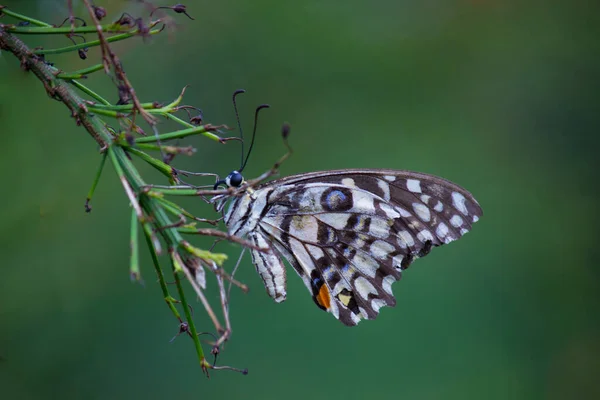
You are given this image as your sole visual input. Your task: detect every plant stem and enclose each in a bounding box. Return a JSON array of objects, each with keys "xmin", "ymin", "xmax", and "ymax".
[
  {"xmin": 68, "ymin": 80, "xmax": 111, "ymax": 105},
  {"xmin": 6, "ymin": 24, "xmax": 145, "ymax": 35},
  {"xmin": 0, "ymin": 8, "xmax": 53, "ymax": 27},
  {"xmin": 85, "ymin": 151, "xmax": 108, "ymax": 211},
  {"xmin": 33, "ymin": 28, "xmax": 163, "ymax": 55},
  {"xmin": 136, "ymin": 125, "xmax": 222, "ymax": 143},
  {"xmin": 130, "ymin": 208, "xmax": 141, "ymax": 282},
  {"xmin": 57, "ymin": 63, "xmax": 104, "ymax": 79}
]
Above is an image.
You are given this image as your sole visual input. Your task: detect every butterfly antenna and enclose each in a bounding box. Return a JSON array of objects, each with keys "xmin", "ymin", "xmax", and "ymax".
[
  {"xmin": 232, "ymin": 89, "xmax": 246, "ymax": 169},
  {"xmin": 240, "ymin": 104, "xmax": 270, "ymax": 172}
]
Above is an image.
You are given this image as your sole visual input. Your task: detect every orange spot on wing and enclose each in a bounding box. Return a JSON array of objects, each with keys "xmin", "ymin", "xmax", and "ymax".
[{"xmin": 316, "ymin": 284, "xmax": 331, "ymax": 310}]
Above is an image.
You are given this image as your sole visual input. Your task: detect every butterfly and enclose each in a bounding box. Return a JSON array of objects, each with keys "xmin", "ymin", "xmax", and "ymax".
[
  {"xmin": 210, "ymin": 92, "xmax": 482, "ymax": 326},
  {"xmin": 211, "ymin": 167, "xmax": 482, "ymax": 326}
]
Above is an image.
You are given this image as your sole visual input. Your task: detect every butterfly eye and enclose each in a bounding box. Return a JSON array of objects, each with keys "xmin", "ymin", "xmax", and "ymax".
[{"xmin": 227, "ymin": 171, "xmax": 244, "ymax": 187}]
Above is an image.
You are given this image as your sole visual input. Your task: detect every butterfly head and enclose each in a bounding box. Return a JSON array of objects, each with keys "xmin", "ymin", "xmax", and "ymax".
[{"xmin": 214, "ymin": 170, "xmax": 245, "ymax": 190}]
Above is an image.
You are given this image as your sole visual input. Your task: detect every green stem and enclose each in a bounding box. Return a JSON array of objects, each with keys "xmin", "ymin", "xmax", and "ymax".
[
  {"xmin": 143, "ymin": 229, "xmax": 181, "ymax": 320},
  {"xmin": 87, "ymin": 102, "xmax": 158, "ymax": 111},
  {"xmin": 130, "ymin": 208, "xmax": 141, "ymax": 282},
  {"xmin": 85, "ymin": 151, "xmax": 108, "ymax": 211},
  {"xmin": 69, "ymin": 80, "xmax": 111, "ymax": 105},
  {"xmin": 6, "ymin": 24, "xmax": 138, "ymax": 35},
  {"xmin": 136, "ymin": 125, "xmax": 222, "ymax": 143},
  {"xmin": 0, "ymin": 9, "xmax": 53, "ymax": 27},
  {"xmin": 57, "ymin": 63, "xmax": 104, "ymax": 79},
  {"xmin": 125, "ymin": 147, "xmax": 175, "ymax": 182},
  {"xmin": 134, "ymin": 142, "xmax": 195, "ymax": 155},
  {"xmin": 145, "ymin": 187, "xmax": 203, "ymax": 196},
  {"xmin": 85, "ymin": 107, "xmax": 122, "ymax": 118},
  {"xmin": 152, "ymin": 195, "xmax": 201, "ymax": 221},
  {"xmin": 33, "ymin": 28, "xmax": 162, "ymax": 55},
  {"xmin": 159, "ymin": 113, "xmax": 195, "ymax": 129}
]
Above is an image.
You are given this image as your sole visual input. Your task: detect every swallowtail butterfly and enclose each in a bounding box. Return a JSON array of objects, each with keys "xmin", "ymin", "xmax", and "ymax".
[{"xmin": 211, "ymin": 92, "xmax": 482, "ymax": 326}]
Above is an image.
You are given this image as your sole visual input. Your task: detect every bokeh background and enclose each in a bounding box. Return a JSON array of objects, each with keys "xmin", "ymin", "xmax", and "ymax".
[{"xmin": 1, "ymin": 0, "xmax": 599, "ymax": 399}]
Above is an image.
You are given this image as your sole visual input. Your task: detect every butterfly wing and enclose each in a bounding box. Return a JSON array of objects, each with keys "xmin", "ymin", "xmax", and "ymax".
[{"xmin": 254, "ymin": 169, "xmax": 482, "ymax": 326}]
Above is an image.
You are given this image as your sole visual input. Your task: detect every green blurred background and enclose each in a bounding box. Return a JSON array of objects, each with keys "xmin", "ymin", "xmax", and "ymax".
[{"xmin": 1, "ymin": 0, "xmax": 599, "ymax": 399}]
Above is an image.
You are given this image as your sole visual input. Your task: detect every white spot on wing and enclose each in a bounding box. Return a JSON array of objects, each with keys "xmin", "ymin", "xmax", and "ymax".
[
  {"xmin": 398, "ymin": 230, "xmax": 415, "ymax": 247},
  {"xmin": 452, "ymin": 192, "xmax": 469, "ymax": 215},
  {"xmin": 412, "ymin": 203, "xmax": 431, "ymax": 222},
  {"xmin": 289, "ymin": 215, "xmax": 319, "ymax": 242},
  {"xmin": 382, "ymin": 275, "xmax": 396, "ymax": 295},
  {"xmin": 371, "ymin": 298, "xmax": 387, "ymax": 313},
  {"xmin": 395, "ymin": 206, "xmax": 412, "ymax": 218},
  {"xmin": 370, "ymin": 240, "xmax": 395, "ymax": 260},
  {"xmin": 306, "ymin": 244, "xmax": 325, "ymax": 260},
  {"xmin": 420, "ymin": 194, "xmax": 431, "ymax": 204},
  {"xmin": 450, "ymin": 215, "xmax": 464, "ymax": 227},
  {"xmin": 392, "ymin": 254, "xmax": 404, "ymax": 269},
  {"xmin": 354, "ymin": 276, "xmax": 377, "ymax": 300},
  {"xmin": 380, "ymin": 203, "xmax": 400, "ymax": 219},
  {"xmin": 316, "ymin": 213, "xmax": 351, "ymax": 230},
  {"xmin": 436, "ymin": 222, "xmax": 449, "ymax": 238},
  {"xmin": 473, "ymin": 215, "xmax": 479, "ymax": 223},
  {"xmin": 384, "ymin": 175, "xmax": 396, "ymax": 182},
  {"xmin": 434, "ymin": 201, "xmax": 444, "ymax": 212},
  {"xmin": 417, "ymin": 230, "xmax": 434, "ymax": 243},
  {"xmin": 377, "ymin": 179, "xmax": 391, "ymax": 201},
  {"xmin": 289, "ymin": 238, "xmax": 316, "ymax": 278},
  {"xmin": 369, "ymin": 217, "xmax": 392, "ymax": 239},
  {"xmin": 406, "ymin": 179, "xmax": 422, "ymax": 193},
  {"xmin": 351, "ymin": 252, "xmax": 378, "ymax": 278},
  {"xmin": 341, "ymin": 178, "xmax": 356, "ymax": 187},
  {"xmin": 352, "ymin": 190, "xmax": 376, "ymax": 214}
]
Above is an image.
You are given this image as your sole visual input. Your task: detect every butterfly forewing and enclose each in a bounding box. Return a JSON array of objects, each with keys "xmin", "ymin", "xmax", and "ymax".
[{"xmin": 216, "ymin": 169, "xmax": 482, "ymax": 326}]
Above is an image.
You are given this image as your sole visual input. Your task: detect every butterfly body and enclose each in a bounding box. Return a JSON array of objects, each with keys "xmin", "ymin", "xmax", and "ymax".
[{"xmin": 213, "ymin": 169, "xmax": 482, "ymax": 326}]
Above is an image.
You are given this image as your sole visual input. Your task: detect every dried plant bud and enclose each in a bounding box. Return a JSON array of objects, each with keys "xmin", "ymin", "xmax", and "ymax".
[
  {"xmin": 78, "ymin": 48, "xmax": 88, "ymax": 60},
  {"xmin": 173, "ymin": 4, "xmax": 186, "ymax": 13},
  {"xmin": 190, "ymin": 113, "xmax": 203, "ymax": 125},
  {"xmin": 93, "ymin": 6, "xmax": 107, "ymax": 21},
  {"xmin": 116, "ymin": 85, "xmax": 131, "ymax": 105},
  {"xmin": 134, "ymin": 18, "xmax": 151, "ymax": 38},
  {"xmin": 151, "ymin": 4, "xmax": 195, "ymax": 20},
  {"xmin": 173, "ymin": 4, "xmax": 194, "ymax": 20},
  {"xmin": 281, "ymin": 123, "xmax": 291, "ymax": 139},
  {"xmin": 116, "ymin": 13, "xmax": 134, "ymax": 27}
]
